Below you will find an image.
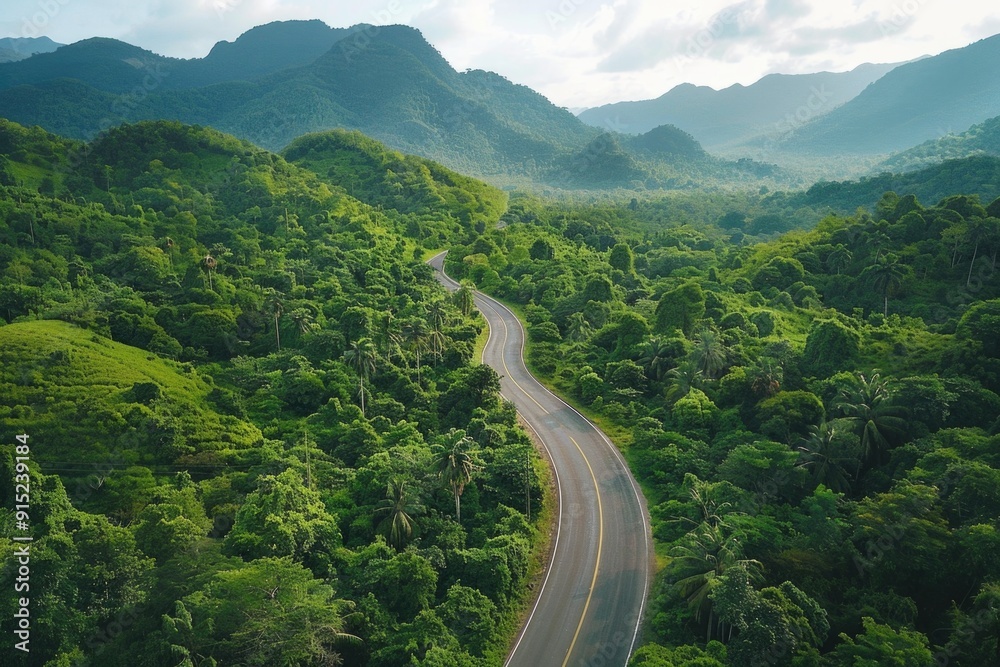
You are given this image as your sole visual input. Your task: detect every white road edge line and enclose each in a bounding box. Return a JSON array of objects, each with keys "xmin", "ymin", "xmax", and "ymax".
[{"xmin": 430, "ymin": 252, "xmax": 651, "ymax": 665}]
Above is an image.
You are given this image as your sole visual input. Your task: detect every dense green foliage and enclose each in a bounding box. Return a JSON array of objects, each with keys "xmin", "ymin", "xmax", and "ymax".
[
  {"xmin": 796, "ymin": 155, "xmax": 1000, "ymax": 214},
  {"xmin": 446, "ymin": 187, "xmax": 1000, "ymax": 665},
  {"xmin": 881, "ymin": 115, "xmax": 1000, "ymax": 173},
  {"xmin": 0, "ymin": 120, "xmax": 546, "ymax": 666},
  {"xmin": 0, "ymin": 22, "xmax": 788, "ymax": 190}
]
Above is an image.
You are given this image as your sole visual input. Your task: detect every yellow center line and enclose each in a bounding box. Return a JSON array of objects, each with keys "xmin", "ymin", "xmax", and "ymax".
[
  {"xmin": 562, "ymin": 435, "xmax": 604, "ymax": 667},
  {"xmin": 478, "ymin": 296, "xmax": 549, "ymax": 414}
]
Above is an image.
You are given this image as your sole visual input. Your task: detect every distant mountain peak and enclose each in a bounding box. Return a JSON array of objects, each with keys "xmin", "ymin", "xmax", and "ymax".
[{"xmin": 204, "ymin": 18, "xmax": 339, "ymax": 57}]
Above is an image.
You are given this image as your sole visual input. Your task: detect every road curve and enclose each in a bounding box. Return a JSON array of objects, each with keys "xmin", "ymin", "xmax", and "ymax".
[{"xmin": 429, "ymin": 252, "xmax": 654, "ymax": 667}]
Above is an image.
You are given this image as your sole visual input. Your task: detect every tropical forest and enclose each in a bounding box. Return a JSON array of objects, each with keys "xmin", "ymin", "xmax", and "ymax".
[{"xmin": 1, "ymin": 15, "xmax": 1000, "ymax": 667}]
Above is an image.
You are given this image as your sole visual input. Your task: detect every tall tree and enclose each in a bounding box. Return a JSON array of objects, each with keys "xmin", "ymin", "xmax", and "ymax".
[
  {"xmin": 433, "ymin": 430, "xmax": 479, "ymax": 524},
  {"xmin": 862, "ymin": 254, "xmax": 907, "ymax": 316},
  {"xmin": 826, "ymin": 244, "xmax": 852, "ymax": 275},
  {"xmin": 374, "ymin": 478, "xmax": 423, "ymax": 551},
  {"xmin": 403, "ymin": 318, "xmax": 430, "ymax": 382},
  {"xmin": 691, "ymin": 329, "xmax": 727, "ymax": 380},
  {"xmin": 344, "ymin": 337, "xmax": 378, "ymax": 416},
  {"xmin": 796, "ymin": 421, "xmax": 855, "ymax": 493},
  {"xmin": 670, "ymin": 519, "xmax": 761, "ymax": 642},
  {"xmin": 836, "ymin": 372, "xmax": 907, "ymax": 470},
  {"xmin": 263, "ymin": 288, "xmax": 284, "ymax": 351},
  {"xmin": 638, "ymin": 336, "xmax": 675, "ymax": 382},
  {"xmin": 454, "ymin": 285, "xmax": 475, "ymax": 318}
]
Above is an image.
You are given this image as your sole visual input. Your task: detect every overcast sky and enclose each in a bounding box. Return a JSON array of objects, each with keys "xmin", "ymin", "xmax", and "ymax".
[{"xmin": 5, "ymin": 0, "xmax": 1000, "ymax": 109}]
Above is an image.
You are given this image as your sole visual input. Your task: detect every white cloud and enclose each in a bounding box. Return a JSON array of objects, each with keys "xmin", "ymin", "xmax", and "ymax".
[{"xmin": 1, "ymin": 0, "xmax": 999, "ymax": 107}]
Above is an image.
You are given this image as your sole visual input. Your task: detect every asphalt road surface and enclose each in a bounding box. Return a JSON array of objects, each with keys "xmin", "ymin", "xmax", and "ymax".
[{"xmin": 429, "ymin": 252, "xmax": 654, "ymax": 667}]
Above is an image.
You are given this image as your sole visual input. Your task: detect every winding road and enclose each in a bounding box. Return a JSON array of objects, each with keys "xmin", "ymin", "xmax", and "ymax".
[{"xmin": 430, "ymin": 252, "xmax": 654, "ymax": 667}]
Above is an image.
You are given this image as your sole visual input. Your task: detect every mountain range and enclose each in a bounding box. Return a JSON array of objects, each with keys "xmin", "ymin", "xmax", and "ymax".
[
  {"xmin": 2, "ymin": 21, "xmax": 1000, "ymax": 187},
  {"xmin": 0, "ymin": 36, "xmax": 61, "ymax": 63},
  {"xmin": 0, "ymin": 21, "xmax": 772, "ymax": 189},
  {"xmin": 580, "ymin": 33, "xmax": 1000, "ymax": 171},
  {"xmin": 578, "ymin": 62, "xmax": 901, "ymax": 151},
  {"xmin": 776, "ymin": 33, "xmax": 1000, "ymax": 157}
]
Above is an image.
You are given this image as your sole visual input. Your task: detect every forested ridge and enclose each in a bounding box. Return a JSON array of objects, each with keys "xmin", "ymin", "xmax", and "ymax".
[
  {"xmin": 446, "ymin": 188, "xmax": 1000, "ymax": 665},
  {"xmin": 2, "ymin": 110, "xmax": 1000, "ymax": 667},
  {"xmin": 0, "ymin": 118, "xmax": 545, "ymax": 666}
]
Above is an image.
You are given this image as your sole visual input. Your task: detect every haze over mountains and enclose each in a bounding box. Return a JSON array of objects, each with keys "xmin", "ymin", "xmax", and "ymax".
[
  {"xmin": 778, "ymin": 33, "xmax": 1000, "ymax": 156},
  {"xmin": 1, "ymin": 20, "xmax": 1000, "ymax": 187},
  {"xmin": 578, "ymin": 62, "xmax": 901, "ymax": 151},
  {"xmin": 0, "ymin": 36, "xmax": 61, "ymax": 63}
]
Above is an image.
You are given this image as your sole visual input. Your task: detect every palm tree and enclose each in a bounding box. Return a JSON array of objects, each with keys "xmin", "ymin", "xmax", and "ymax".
[
  {"xmin": 868, "ymin": 229, "xmax": 892, "ymax": 265},
  {"xmin": 426, "ymin": 300, "xmax": 449, "ymax": 365},
  {"xmin": 454, "ymin": 285, "xmax": 475, "ymax": 318},
  {"xmin": 375, "ymin": 311, "xmax": 403, "ymax": 364},
  {"xmin": 863, "ymin": 254, "xmax": 907, "ymax": 316},
  {"xmin": 427, "ymin": 299, "xmax": 449, "ymax": 333},
  {"xmin": 162, "ymin": 237, "xmax": 175, "ymax": 269},
  {"xmin": 826, "ymin": 245, "xmax": 852, "ymax": 275},
  {"xmin": 433, "ymin": 430, "xmax": 479, "ymax": 524},
  {"xmin": 638, "ymin": 336, "xmax": 674, "ymax": 382},
  {"xmin": 665, "ymin": 360, "xmax": 703, "ymax": 405},
  {"xmin": 691, "ymin": 329, "xmax": 727, "ymax": 379},
  {"xmin": 836, "ymin": 372, "xmax": 908, "ymax": 470},
  {"xmin": 289, "ymin": 308, "xmax": 316, "ymax": 336},
  {"xmin": 263, "ymin": 288, "xmax": 284, "ymax": 351},
  {"xmin": 796, "ymin": 421, "xmax": 855, "ymax": 493},
  {"xmin": 669, "ymin": 520, "xmax": 761, "ymax": 643},
  {"xmin": 748, "ymin": 358, "xmax": 783, "ymax": 398},
  {"xmin": 374, "ymin": 478, "xmax": 423, "ymax": 551},
  {"xmin": 202, "ymin": 253, "xmax": 217, "ymax": 290},
  {"xmin": 402, "ymin": 318, "xmax": 430, "ymax": 383},
  {"xmin": 344, "ymin": 338, "xmax": 377, "ymax": 416},
  {"xmin": 964, "ymin": 217, "xmax": 988, "ymax": 287}
]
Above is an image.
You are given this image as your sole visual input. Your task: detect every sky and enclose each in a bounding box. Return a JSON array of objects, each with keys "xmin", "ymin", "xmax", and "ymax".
[{"xmin": 4, "ymin": 0, "xmax": 1000, "ymax": 109}]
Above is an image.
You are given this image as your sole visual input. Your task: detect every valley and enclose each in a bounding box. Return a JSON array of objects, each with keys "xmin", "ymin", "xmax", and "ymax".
[{"xmin": 1, "ymin": 16, "xmax": 1000, "ymax": 667}]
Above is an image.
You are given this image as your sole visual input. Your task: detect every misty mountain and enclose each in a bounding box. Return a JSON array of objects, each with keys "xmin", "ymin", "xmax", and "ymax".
[
  {"xmin": 0, "ymin": 21, "xmax": 359, "ymax": 93},
  {"xmin": 0, "ymin": 36, "xmax": 61, "ymax": 63},
  {"xmin": 0, "ymin": 22, "xmax": 605, "ymax": 181},
  {"xmin": 778, "ymin": 33, "xmax": 1000, "ymax": 156},
  {"xmin": 879, "ymin": 115, "xmax": 1000, "ymax": 173},
  {"xmin": 577, "ymin": 63, "xmax": 899, "ymax": 150},
  {"xmin": 0, "ymin": 20, "xmax": 777, "ymax": 188}
]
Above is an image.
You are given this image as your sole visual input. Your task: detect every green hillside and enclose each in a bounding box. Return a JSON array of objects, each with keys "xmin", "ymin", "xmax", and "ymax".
[
  {"xmin": 796, "ymin": 155, "xmax": 1000, "ymax": 212},
  {"xmin": 282, "ymin": 128, "xmax": 508, "ymax": 235},
  {"xmin": 0, "ymin": 319, "xmax": 262, "ymax": 465},
  {"xmin": 781, "ymin": 34, "xmax": 1000, "ymax": 155},
  {"xmin": 446, "ymin": 184, "xmax": 1000, "ymax": 666},
  {"xmin": 0, "ymin": 119, "xmax": 544, "ymax": 667},
  {"xmin": 881, "ymin": 115, "xmax": 1000, "ymax": 173},
  {"xmin": 0, "ymin": 21, "xmax": 782, "ymax": 190}
]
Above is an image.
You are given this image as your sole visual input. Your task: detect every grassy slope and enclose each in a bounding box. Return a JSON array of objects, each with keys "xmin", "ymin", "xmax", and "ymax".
[{"xmin": 0, "ymin": 320, "xmax": 262, "ymax": 464}]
